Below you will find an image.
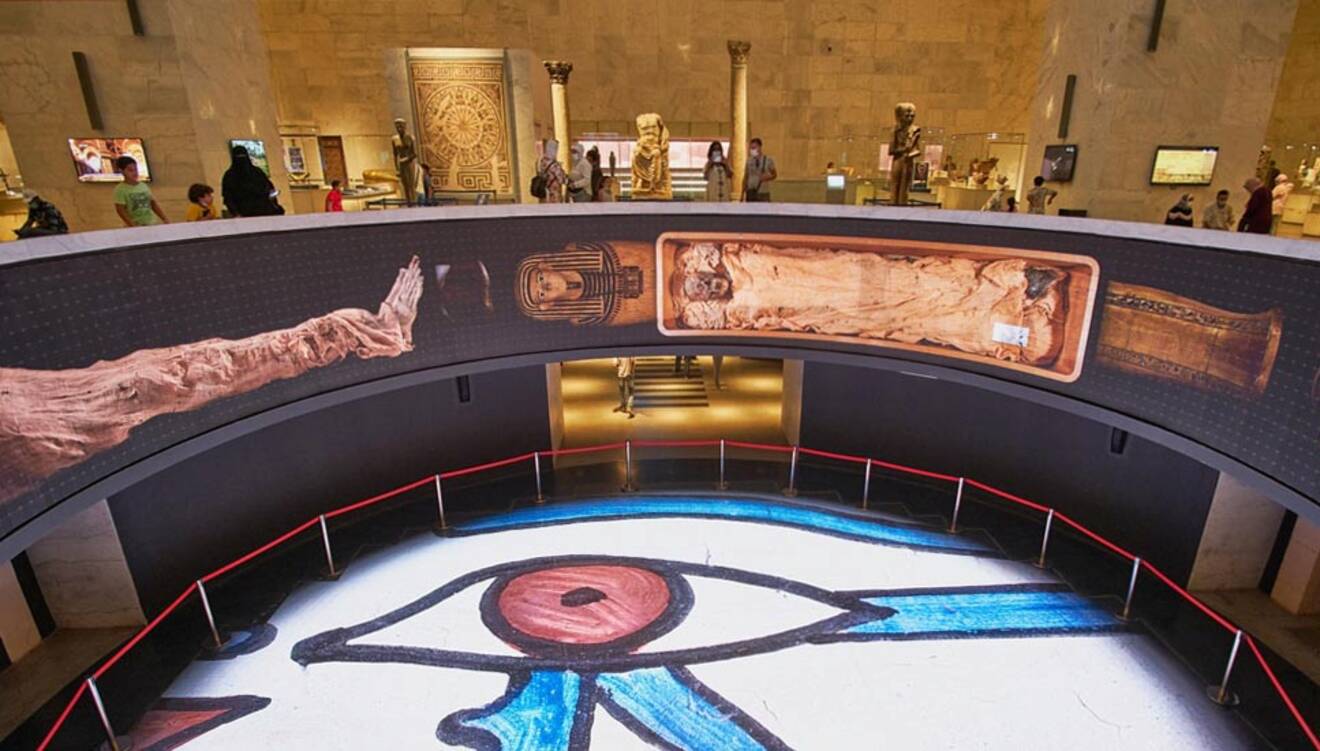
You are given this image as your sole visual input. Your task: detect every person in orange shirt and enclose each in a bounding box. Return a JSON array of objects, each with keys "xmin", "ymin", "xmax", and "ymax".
[{"xmin": 325, "ymin": 179, "xmax": 344, "ymax": 212}]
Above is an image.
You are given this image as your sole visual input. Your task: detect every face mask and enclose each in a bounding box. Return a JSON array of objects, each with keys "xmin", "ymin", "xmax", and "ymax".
[
  {"xmin": 712, "ymin": 154, "xmax": 722, "ymax": 162},
  {"xmin": 750, "ymin": 148, "xmax": 760, "ymax": 157}
]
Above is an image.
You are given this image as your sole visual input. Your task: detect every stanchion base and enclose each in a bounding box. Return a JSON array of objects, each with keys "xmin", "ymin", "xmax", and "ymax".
[
  {"xmin": 318, "ymin": 569, "xmax": 343, "ymax": 582},
  {"xmin": 534, "ymin": 496, "xmax": 545, "ymax": 505},
  {"xmin": 432, "ymin": 523, "xmax": 449, "ymax": 537},
  {"xmin": 783, "ymin": 488, "xmax": 798, "ymax": 497},
  {"xmin": 621, "ymin": 483, "xmax": 637, "ymax": 493},
  {"xmin": 716, "ymin": 482, "xmax": 729, "ymax": 491},
  {"xmin": 1031, "ymin": 560, "xmax": 1049, "ymax": 569},
  {"xmin": 1205, "ymin": 685, "xmax": 1240, "ymax": 706},
  {"xmin": 946, "ymin": 526, "xmax": 959, "ymax": 534},
  {"xmin": 96, "ymin": 735, "xmax": 135, "ymax": 751},
  {"xmin": 200, "ymin": 633, "xmax": 239, "ymax": 654}
]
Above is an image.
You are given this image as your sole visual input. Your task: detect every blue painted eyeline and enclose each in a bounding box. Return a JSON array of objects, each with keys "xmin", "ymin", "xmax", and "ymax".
[
  {"xmin": 849, "ymin": 589, "xmax": 1117, "ymax": 636},
  {"xmin": 450, "ymin": 670, "xmax": 582, "ymax": 751},
  {"xmin": 457, "ymin": 497, "xmax": 987, "ymax": 552}
]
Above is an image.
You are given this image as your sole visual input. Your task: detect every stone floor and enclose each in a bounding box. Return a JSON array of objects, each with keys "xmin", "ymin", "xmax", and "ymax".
[
  {"xmin": 0, "ymin": 626, "xmax": 137, "ymax": 740},
  {"xmin": 1195, "ymin": 588, "xmax": 1320, "ymax": 685}
]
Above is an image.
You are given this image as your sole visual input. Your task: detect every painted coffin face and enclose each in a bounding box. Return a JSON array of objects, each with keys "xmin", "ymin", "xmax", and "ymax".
[{"xmin": 149, "ymin": 498, "xmax": 1256, "ymax": 750}]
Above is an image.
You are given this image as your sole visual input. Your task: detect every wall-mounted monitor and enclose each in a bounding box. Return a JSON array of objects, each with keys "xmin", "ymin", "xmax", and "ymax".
[
  {"xmin": 68, "ymin": 138, "xmax": 151, "ymax": 182},
  {"xmin": 1150, "ymin": 146, "xmax": 1219, "ymax": 185},
  {"xmin": 825, "ymin": 173, "xmax": 846, "ymax": 189},
  {"xmin": 230, "ymin": 139, "xmax": 270, "ymax": 176},
  {"xmin": 1042, "ymin": 144, "xmax": 1078, "ymax": 182}
]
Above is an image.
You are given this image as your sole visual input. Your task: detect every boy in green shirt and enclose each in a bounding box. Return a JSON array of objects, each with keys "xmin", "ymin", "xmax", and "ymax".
[{"xmin": 112, "ymin": 156, "xmax": 168, "ymax": 227}]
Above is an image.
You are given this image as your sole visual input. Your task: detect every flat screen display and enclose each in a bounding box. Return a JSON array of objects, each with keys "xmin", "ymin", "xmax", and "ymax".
[
  {"xmin": 1150, "ymin": 146, "xmax": 1218, "ymax": 185},
  {"xmin": 231, "ymin": 139, "xmax": 271, "ymax": 176},
  {"xmin": 68, "ymin": 138, "xmax": 151, "ymax": 182},
  {"xmin": 1042, "ymin": 145, "xmax": 1078, "ymax": 182},
  {"xmin": 826, "ymin": 174, "xmax": 846, "ymax": 189}
]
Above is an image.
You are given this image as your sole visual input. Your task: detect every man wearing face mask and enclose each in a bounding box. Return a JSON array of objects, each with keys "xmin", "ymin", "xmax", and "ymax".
[
  {"xmin": 534, "ymin": 139, "xmax": 568, "ymax": 203},
  {"xmin": 744, "ymin": 137, "xmax": 777, "ymax": 202},
  {"xmin": 567, "ymin": 143, "xmax": 593, "ymax": 203}
]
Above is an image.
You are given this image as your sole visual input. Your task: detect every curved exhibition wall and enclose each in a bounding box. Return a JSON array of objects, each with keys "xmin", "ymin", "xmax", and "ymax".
[{"xmin": 2, "ymin": 205, "xmax": 1317, "ymax": 558}]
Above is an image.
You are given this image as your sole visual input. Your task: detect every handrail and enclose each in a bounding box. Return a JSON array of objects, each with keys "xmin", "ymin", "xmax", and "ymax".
[{"xmin": 34, "ymin": 438, "xmax": 1319, "ymax": 750}]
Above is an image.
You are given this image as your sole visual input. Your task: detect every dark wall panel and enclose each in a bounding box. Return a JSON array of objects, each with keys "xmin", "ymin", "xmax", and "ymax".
[
  {"xmin": 110, "ymin": 367, "xmax": 549, "ymax": 613},
  {"xmin": 800, "ymin": 362, "xmax": 1218, "ymax": 582}
]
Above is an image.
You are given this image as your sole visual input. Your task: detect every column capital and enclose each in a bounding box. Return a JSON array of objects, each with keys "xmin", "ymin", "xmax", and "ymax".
[
  {"xmin": 543, "ymin": 60, "xmax": 573, "ymax": 84},
  {"xmin": 727, "ymin": 41, "xmax": 751, "ymax": 65}
]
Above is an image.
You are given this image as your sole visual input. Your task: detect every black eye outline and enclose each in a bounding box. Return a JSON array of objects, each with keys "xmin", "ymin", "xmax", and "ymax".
[{"xmin": 291, "ymin": 554, "xmax": 895, "ymax": 674}]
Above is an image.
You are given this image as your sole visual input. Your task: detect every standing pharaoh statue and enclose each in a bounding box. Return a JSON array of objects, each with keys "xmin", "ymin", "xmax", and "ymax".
[
  {"xmin": 889, "ymin": 102, "xmax": 922, "ymax": 207},
  {"xmin": 392, "ymin": 117, "xmax": 421, "ymax": 205},
  {"xmin": 631, "ymin": 113, "xmax": 672, "ymax": 200}
]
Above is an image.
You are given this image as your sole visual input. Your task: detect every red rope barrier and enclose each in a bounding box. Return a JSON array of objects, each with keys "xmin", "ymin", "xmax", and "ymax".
[
  {"xmin": 95, "ymin": 581, "xmax": 200, "ymax": 677},
  {"xmin": 725, "ymin": 440, "xmax": 795, "ymax": 454},
  {"xmin": 35, "ymin": 681, "xmax": 88, "ymax": 751},
  {"xmin": 440, "ymin": 452, "xmax": 536, "ymax": 480},
  {"xmin": 545, "ymin": 442, "xmax": 627, "ymax": 457},
  {"xmin": 631, "ymin": 439, "xmax": 721, "ymax": 448},
  {"xmin": 30, "ymin": 439, "xmax": 1318, "ymax": 748},
  {"xmin": 1245, "ymin": 634, "xmax": 1320, "ymax": 749},
  {"xmin": 325, "ymin": 474, "xmax": 437, "ymax": 519},
  {"xmin": 1138, "ymin": 560, "xmax": 1237, "ymax": 633},
  {"xmin": 964, "ymin": 478, "xmax": 1051, "ymax": 512},
  {"xmin": 202, "ymin": 518, "xmax": 319, "ymax": 582},
  {"xmin": 1053, "ymin": 511, "xmax": 1137, "ymax": 560}
]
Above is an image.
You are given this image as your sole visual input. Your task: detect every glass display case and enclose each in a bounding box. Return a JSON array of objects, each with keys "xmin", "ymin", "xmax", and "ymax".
[{"xmin": 945, "ymin": 132, "xmax": 1027, "ymax": 188}]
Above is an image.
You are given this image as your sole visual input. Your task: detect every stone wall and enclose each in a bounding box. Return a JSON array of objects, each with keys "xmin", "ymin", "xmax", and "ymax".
[
  {"xmin": 0, "ymin": 0, "xmax": 289, "ymax": 232},
  {"xmin": 1265, "ymin": 0, "xmax": 1320, "ymax": 171},
  {"xmin": 258, "ymin": 0, "xmax": 1050, "ymax": 180},
  {"xmin": 1023, "ymin": 0, "xmax": 1297, "ymax": 223}
]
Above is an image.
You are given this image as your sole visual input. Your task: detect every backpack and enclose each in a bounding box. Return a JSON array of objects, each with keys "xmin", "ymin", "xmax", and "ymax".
[{"xmin": 530, "ymin": 163, "xmax": 548, "ymax": 199}]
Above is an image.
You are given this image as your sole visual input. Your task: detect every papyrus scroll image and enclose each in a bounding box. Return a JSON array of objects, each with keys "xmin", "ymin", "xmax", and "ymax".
[
  {"xmin": 656, "ymin": 233, "xmax": 1101, "ymax": 382},
  {"xmin": 0, "ymin": 256, "xmax": 424, "ymax": 505}
]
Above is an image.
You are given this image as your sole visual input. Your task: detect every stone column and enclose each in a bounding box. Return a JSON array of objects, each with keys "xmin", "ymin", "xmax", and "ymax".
[
  {"xmin": 543, "ymin": 60, "xmax": 573, "ymax": 172},
  {"xmin": 728, "ymin": 41, "xmax": 751, "ymax": 201}
]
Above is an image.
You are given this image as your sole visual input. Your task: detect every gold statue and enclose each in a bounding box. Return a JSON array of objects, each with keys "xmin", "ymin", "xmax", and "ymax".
[
  {"xmin": 392, "ymin": 118, "xmax": 421, "ymax": 205},
  {"xmin": 889, "ymin": 103, "xmax": 921, "ymax": 207},
  {"xmin": 631, "ymin": 113, "xmax": 671, "ymax": 200}
]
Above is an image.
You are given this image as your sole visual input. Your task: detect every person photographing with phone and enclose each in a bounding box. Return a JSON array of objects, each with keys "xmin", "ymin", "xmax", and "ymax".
[{"xmin": 704, "ymin": 141, "xmax": 733, "ymax": 202}]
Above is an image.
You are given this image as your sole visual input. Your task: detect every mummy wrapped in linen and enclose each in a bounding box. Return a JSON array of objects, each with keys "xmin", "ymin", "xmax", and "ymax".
[
  {"xmin": 0, "ymin": 257, "xmax": 424, "ymax": 504},
  {"xmin": 660, "ymin": 235, "xmax": 1098, "ymax": 380}
]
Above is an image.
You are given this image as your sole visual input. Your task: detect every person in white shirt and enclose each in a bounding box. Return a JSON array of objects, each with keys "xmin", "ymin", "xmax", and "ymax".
[{"xmin": 567, "ymin": 143, "xmax": 592, "ymax": 203}]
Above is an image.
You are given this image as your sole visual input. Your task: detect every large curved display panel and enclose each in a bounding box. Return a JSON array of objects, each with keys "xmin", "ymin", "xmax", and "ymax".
[{"xmin": 1, "ymin": 209, "xmax": 1317, "ymax": 545}]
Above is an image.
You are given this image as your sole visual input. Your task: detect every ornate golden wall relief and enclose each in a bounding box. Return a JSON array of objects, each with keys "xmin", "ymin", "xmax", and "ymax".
[{"xmin": 409, "ymin": 59, "xmax": 512, "ymax": 195}]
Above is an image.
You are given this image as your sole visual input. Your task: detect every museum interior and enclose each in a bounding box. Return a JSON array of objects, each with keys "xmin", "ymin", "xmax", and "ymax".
[{"xmin": 2, "ymin": 1, "xmax": 1320, "ymax": 750}]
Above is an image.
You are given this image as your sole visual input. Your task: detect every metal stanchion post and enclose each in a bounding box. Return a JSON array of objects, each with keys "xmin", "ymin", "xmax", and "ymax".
[
  {"xmin": 622, "ymin": 439, "xmax": 636, "ymax": 491},
  {"xmin": 196, "ymin": 579, "xmax": 223, "ymax": 650},
  {"xmin": 949, "ymin": 477, "xmax": 964, "ymax": 533},
  {"xmin": 533, "ymin": 451, "xmax": 544, "ymax": 503},
  {"xmin": 1207, "ymin": 630, "xmax": 1243, "ymax": 706},
  {"xmin": 433, "ymin": 474, "xmax": 447, "ymax": 533},
  {"xmin": 1034, "ymin": 509, "xmax": 1055, "ymax": 568},
  {"xmin": 1119, "ymin": 556, "xmax": 1141, "ymax": 621},
  {"xmin": 861, "ymin": 459, "xmax": 872, "ymax": 509},
  {"xmin": 318, "ymin": 514, "xmax": 338, "ymax": 579},
  {"xmin": 717, "ymin": 439, "xmax": 728, "ymax": 490},
  {"xmin": 86, "ymin": 676, "xmax": 131, "ymax": 751},
  {"xmin": 785, "ymin": 445, "xmax": 799, "ymax": 497}
]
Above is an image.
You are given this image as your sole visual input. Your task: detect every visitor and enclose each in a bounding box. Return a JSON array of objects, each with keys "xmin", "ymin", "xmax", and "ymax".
[
  {"xmin": 419, "ymin": 163, "xmax": 434, "ymax": 205},
  {"xmin": 325, "ymin": 180, "xmax": 344, "ymax": 212},
  {"xmin": 14, "ymin": 191, "xmax": 68, "ymax": 238},
  {"xmin": 981, "ymin": 175, "xmax": 1011, "ymax": 212},
  {"xmin": 587, "ymin": 147, "xmax": 605, "ymax": 202},
  {"xmin": 222, "ymin": 144, "xmax": 282, "ymax": 218},
  {"xmin": 1025, "ymin": 176, "xmax": 1057, "ymax": 214},
  {"xmin": 534, "ymin": 139, "xmax": 567, "ymax": 203},
  {"xmin": 112, "ymin": 156, "xmax": 167, "ymax": 227},
  {"xmin": 567, "ymin": 143, "xmax": 592, "ymax": 203},
  {"xmin": 1163, "ymin": 194, "xmax": 1194, "ymax": 226},
  {"xmin": 744, "ymin": 137, "xmax": 777, "ymax": 201},
  {"xmin": 185, "ymin": 184, "xmax": 219, "ymax": 221},
  {"xmin": 703, "ymin": 141, "xmax": 733, "ymax": 201},
  {"xmin": 1238, "ymin": 177, "xmax": 1273, "ymax": 234},
  {"xmin": 1201, "ymin": 189, "xmax": 1234, "ymax": 230},
  {"xmin": 1006, "ymin": 196, "xmax": 1018, "ymax": 213},
  {"xmin": 1271, "ymin": 173, "xmax": 1293, "ymax": 234}
]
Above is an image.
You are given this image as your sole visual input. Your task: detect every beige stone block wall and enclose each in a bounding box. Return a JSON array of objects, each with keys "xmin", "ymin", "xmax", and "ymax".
[
  {"xmin": 1023, "ymin": 0, "xmax": 1298, "ymax": 223},
  {"xmin": 0, "ymin": 0, "xmax": 288, "ymax": 232},
  {"xmin": 257, "ymin": 0, "xmax": 1049, "ymax": 181},
  {"xmin": 1264, "ymin": 0, "xmax": 1320, "ymax": 169}
]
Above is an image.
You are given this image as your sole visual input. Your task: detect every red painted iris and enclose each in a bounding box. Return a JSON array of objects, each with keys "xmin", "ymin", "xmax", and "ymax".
[{"xmin": 497, "ymin": 564, "xmax": 672, "ymax": 646}]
